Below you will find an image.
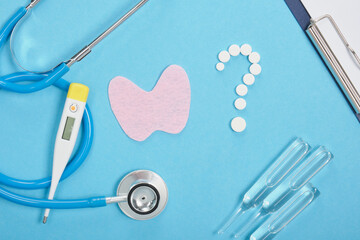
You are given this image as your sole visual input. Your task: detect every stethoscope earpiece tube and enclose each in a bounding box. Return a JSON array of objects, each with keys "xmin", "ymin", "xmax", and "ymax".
[
  {"xmin": 0, "ymin": 7, "xmax": 26, "ymax": 48},
  {"xmin": 0, "ymin": 187, "xmax": 107, "ymax": 209},
  {"xmin": 0, "ymin": 63, "xmax": 69, "ymax": 93},
  {"xmin": 0, "ymin": 7, "xmax": 69, "ymax": 93}
]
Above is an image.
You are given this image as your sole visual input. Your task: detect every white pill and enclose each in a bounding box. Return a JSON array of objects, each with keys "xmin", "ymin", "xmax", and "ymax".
[
  {"xmin": 249, "ymin": 52, "xmax": 261, "ymax": 63},
  {"xmin": 231, "ymin": 117, "xmax": 246, "ymax": 132},
  {"xmin": 218, "ymin": 51, "xmax": 231, "ymax": 63},
  {"xmin": 229, "ymin": 44, "xmax": 241, "ymax": 56},
  {"xmin": 243, "ymin": 73, "xmax": 255, "ymax": 85},
  {"xmin": 240, "ymin": 44, "xmax": 252, "ymax": 56},
  {"xmin": 234, "ymin": 98, "xmax": 247, "ymax": 110},
  {"xmin": 250, "ymin": 64, "xmax": 262, "ymax": 75},
  {"xmin": 216, "ymin": 62, "xmax": 225, "ymax": 71},
  {"xmin": 236, "ymin": 84, "xmax": 248, "ymax": 96}
]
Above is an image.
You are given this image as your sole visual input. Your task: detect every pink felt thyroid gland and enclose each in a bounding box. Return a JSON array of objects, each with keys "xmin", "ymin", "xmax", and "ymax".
[{"xmin": 108, "ymin": 65, "xmax": 191, "ymax": 141}]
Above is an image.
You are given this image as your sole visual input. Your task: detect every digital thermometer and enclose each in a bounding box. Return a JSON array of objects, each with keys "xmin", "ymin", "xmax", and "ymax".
[{"xmin": 43, "ymin": 83, "xmax": 89, "ymax": 223}]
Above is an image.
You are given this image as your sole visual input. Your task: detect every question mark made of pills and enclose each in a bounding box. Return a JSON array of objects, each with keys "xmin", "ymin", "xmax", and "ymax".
[{"xmin": 216, "ymin": 43, "xmax": 262, "ymax": 133}]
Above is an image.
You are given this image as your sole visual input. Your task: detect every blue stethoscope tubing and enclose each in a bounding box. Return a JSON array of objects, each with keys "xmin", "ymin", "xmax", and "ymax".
[{"xmin": 0, "ymin": 7, "xmax": 107, "ymax": 209}]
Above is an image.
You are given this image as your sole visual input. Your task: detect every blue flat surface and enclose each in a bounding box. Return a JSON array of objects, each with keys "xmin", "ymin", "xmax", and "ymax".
[{"xmin": 0, "ymin": 0, "xmax": 359, "ymax": 239}]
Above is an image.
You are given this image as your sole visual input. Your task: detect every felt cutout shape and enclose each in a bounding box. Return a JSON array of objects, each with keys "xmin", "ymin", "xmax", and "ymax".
[{"xmin": 108, "ymin": 65, "xmax": 191, "ymax": 141}]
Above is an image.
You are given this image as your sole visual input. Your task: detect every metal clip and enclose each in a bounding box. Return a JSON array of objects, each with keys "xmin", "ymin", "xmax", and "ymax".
[{"xmin": 310, "ymin": 14, "xmax": 360, "ymax": 68}]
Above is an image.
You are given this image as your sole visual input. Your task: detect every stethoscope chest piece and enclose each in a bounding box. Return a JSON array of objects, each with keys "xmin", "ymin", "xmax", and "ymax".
[{"xmin": 117, "ymin": 170, "xmax": 168, "ymax": 220}]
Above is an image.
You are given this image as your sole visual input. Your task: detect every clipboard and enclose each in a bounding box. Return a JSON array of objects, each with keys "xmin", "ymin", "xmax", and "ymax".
[{"xmin": 285, "ymin": 0, "xmax": 360, "ymax": 121}]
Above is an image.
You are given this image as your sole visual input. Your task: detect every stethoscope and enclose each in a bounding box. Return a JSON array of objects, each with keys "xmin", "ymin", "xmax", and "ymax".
[{"xmin": 0, "ymin": 0, "xmax": 168, "ymax": 221}]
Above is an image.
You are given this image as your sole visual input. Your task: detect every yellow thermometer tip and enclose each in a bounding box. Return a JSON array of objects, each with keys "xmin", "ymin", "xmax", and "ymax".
[{"xmin": 67, "ymin": 83, "xmax": 89, "ymax": 102}]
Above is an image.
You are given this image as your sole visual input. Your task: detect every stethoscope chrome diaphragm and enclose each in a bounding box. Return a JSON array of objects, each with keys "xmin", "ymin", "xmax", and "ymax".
[{"xmin": 117, "ymin": 170, "xmax": 168, "ymax": 220}]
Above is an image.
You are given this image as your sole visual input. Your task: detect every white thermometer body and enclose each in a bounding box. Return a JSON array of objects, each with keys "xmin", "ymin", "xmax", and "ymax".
[{"xmin": 43, "ymin": 83, "xmax": 89, "ymax": 223}]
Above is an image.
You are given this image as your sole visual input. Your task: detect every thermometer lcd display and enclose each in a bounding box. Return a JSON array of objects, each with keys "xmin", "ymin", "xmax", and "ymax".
[{"xmin": 62, "ymin": 117, "xmax": 75, "ymax": 141}]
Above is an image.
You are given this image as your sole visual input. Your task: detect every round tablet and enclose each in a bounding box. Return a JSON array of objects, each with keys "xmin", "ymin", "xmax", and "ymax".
[
  {"xmin": 249, "ymin": 52, "xmax": 261, "ymax": 63},
  {"xmin": 229, "ymin": 44, "xmax": 241, "ymax": 56},
  {"xmin": 243, "ymin": 73, "xmax": 255, "ymax": 85},
  {"xmin": 216, "ymin": 62, "xmax": 225, "ymax": 71},
  {"xmin": 231, "ymin": 117, "xmax": 246, "ymax": 132},
  {"xmin": 234, "ymin": 98, "xmax": 247, "ymax": 110},
  {"xmin": 240, "ymin": 44, "xmax": 252, "ymax": 56},
  {"xmin": 218, "ymin": 51, "xmax": 231, "ymax": 63},
  {"xmin": 236, "ymin": 84, "xmax": 248, "ymax": 96},
  {"xmin": 250, "ymin": 64, "xmax": 262, "ymax": 75}
]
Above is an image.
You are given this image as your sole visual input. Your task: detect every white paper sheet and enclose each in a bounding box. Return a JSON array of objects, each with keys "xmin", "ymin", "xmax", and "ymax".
[{"xmin": 301, "ymin": 0, "xmax": 360, "ymax": 93}]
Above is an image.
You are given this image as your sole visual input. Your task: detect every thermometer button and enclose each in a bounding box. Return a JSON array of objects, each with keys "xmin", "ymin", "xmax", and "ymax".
[{"xmin": 69, "ymin": 104, "xmax": 78, "ymax": 113}]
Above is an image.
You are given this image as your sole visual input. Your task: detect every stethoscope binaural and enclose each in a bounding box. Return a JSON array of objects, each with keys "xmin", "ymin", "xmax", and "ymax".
[{"xmin": 0, "ymin": 0, "xmax": 168, "ymax": 221}]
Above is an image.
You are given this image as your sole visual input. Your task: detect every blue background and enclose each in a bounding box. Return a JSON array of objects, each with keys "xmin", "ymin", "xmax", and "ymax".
[{"xmin": 0, "ymin": 0, "xmax": 359, "ymax": 239}]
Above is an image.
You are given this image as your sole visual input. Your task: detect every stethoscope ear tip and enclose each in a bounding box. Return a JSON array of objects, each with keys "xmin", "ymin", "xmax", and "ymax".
[{"xmin": 117, "ymin": 170, "xmax": 168, "ymax": 220}]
